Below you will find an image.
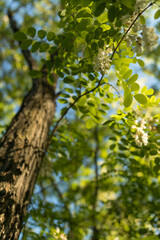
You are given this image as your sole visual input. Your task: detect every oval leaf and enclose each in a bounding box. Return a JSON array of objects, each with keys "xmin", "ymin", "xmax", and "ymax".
[
  {"xmin": 14, "ymin": 31, "xmax": 27, "ymax": 41},
  {"xmin": 47, "ymin": 32, "xmax": 55, "ymax": 41},
  {"xmin": 39, "ymin": 42, "xmax": 49, "ymax": 52},
  {"xmin": 31, "ymin": 41, "xmax": 41, "ymax": 52},
  {"xmin": 127, "ymin": 74, "xmax": 138, "ymax": 85},
  {"xmin": 58, "ymin": 99, "xmax": 68, "ymax": 104},
  {"xmin": 65, "ymin": 88, "xmax": 73, "ymax": 93},
  {"xmin": 20, "ymin": 39, "xmax": 32, "ymax": 50},
  {"xmin": 140, "ymin": 15, "xmax": 146, "ymax": 25},
  {"xmin": 146, "ymin": 88, "xmax": 154, "ymax": 95},
  {"xmin": 124, "ymin": 93, "xmax": 133, "ymax": 108},
  {"xmin": 63, "ymin": 76, "xmax": 75, "ymax": 84},
  {"xmin": 154, "ymin": 9, "xmax": 160, "ymax": 19},
  {"xmin": 130, "ymin": 83, "xmax": 140, "ymax": 92},
  {"xmin": 27, "ymin": 27, "xmax": 36, "ymax": 38},
  {"xmin": 76, "ymin": 9, "xmax": 91, "ymax": 18},
  {"xmin": 95, "ymin": 2, "xmax": 106, "ymax": 17},
  {"xmin": 38, "ymin": 30, "xmax": 47, "ymax": 39},
  {"xmin": 86, "ymin": 118, "xmax": 95, "ymax": 129},
  {"xmin": 137, "ymin": 59, "xmax": 145, "ymax": 68},
  {"xmin": 134, "ymin": 94, "xmax": 148, "ymax": 104},
  {"xmin": 108, "ymin": 6, "xmax": 117, "ymax": 22}
]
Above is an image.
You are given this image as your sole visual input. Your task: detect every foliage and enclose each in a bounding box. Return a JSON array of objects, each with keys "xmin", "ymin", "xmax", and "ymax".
[{"xmin": 1, "ymin": 0, "xmax": 160, "ymax": 239}]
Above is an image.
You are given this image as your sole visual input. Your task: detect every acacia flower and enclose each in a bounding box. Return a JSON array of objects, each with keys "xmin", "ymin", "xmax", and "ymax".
[
  {"xmin": 132, "ymin": 119, "xmax": 148, "ymax": 147},
  {"xmin": 93, "ymin": 46, "xmax": 112, "ymax": 75}
]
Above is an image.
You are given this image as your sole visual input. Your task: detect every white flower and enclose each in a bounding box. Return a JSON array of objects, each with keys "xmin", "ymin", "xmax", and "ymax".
[
  {"xmin": 135, "ymin": 43, "xmax": 144, "ymax": 55},
  {"xmin": 121, "ymin": 2, "xmax": 158, "ymax": 54},
  {"xmin": 141, "ymin": 26, "xmax": 159, "ymax": 52},
  {"xmin": 132, "ymin": 118, "xmax": 148, "ymax": 147},
  {"xmin": 93, "ymin": 46, "xmax": 112, "ymax": 75},
  {"xmin": 135, "ymin": 120, "xmax": 139, "ymax": 125}
]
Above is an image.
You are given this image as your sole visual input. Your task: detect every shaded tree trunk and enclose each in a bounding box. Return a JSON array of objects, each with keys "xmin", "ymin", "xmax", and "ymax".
[{"xmin": 0, "ymin": 75, "xmax": 56, "ymax": 240}]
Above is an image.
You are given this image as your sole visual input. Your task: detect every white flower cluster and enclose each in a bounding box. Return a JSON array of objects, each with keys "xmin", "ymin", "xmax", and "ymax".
[
  {"xmin": 135, "ymin": 0, "xmax": 149, "ymax": 11},
  {"xmin": 53, "ymin": 228, "xmax": 67, "ymax": 240},
  {"xmin": 122, "ymin": 0, "xmax": 159, "ymax": 54},
  {"xmin": 93, "ymin": 46, "xmax": 112, "ymax": 75},
  {"xmin": 132, "ymin": 119, "xmax": 148, "ymax": 147},
  {"xmin": 142, "ymin": 25, "xmax": 159, "ymax": 52}
]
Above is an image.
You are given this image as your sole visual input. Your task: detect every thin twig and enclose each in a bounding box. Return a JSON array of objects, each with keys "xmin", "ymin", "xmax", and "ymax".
[
  {"xmin": 107, "ymin": 83, "xmax": 122, "ymax": 98},
  {"xmin": 47, "ymin": 77, "xmax": 104, "ymax": 145}
]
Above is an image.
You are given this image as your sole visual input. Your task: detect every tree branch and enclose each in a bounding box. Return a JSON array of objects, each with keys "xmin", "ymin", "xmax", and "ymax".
[
  {"xmin": 7, "ymin": 9, "xmax": 36, "ymax": 70},
  {"xmin": 111, "ymin": 0, "xmax": 157, "ymax": 60},
  {"xmin": 47, "ymin": 0, "xmax": 156, "ymax": 145}
]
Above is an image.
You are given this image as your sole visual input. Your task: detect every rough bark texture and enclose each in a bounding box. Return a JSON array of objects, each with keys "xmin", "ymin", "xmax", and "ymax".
[{"xmin": 0, "ymin": 75, "xmax": 56, "ymax": 240}]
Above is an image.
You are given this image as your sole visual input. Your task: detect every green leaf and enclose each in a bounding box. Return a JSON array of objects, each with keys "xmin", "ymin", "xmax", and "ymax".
[
  {"xmin": 20, "ymin": 39, "xmax": 32, "ymax": 50},
  {"xmin": 60, "ymin": 93, "xmax": 70, "ymax": 98},
  {"xmin": 154, "ymin": 9, "xmax": 160, "ymax": 19},
  {"xmin": 108, "ymin": 6, "xmax": 117, "ymax": 22},
  {"xmin": 127, "ymin": 74, "xmax": 138, "ymax": 85},
  {"xmin": 78, "ymin": 96, "xmax": 87, "ymax": 106},
  {"xmin": 38, "ymin": 30, "xmax": 47, "ymax": 39},
  {"xmin": 47, "ymin": 73, "xmax": 55, "ymax": 84},
  {"xmin": 86, "ymin": 118, "xmax": 95, "ymax": 129},
  {"xmin": 65, "ymin": 88, "xmax": 73, "ymax": 93},
  {"xmin": 124, "ymin": 93, "xmax": 133, "ymax": 107},
  {"xmin": 84, "ymin": 47, "xmax": 92, "ymax": 59},
  {"xmin": 47, "ymin": 32, "xmax": 55, "ymax": 41},
  {"xmin": 31, "ymin": 41, "xmax": 41, "ymax": 52},
  {"xmin": 58, "ymin": 99, "xmax": 68, "ymax": 104},
  {"xmin": 98, "ymin": 39, "xmax": 104, "ymax": 48},
  {"xmin": 146, "ymin": 88, "xmax": 154, "ymax": 95},
  {"xmin": 63, "ymin": 76, "xmax": 75, "ymax": 84},
  {"xmin": 137, "ymin": 59, "xmax": 145, "ymax": 68},
  {"xmin": 88, "ymin": 74, "xmax": 95, "ymax": 81},
  {"xmin": 123, "ymin": 85, "xmax": 130, "ymax": 98},
  {"xmin": 29, "ymin": 70, "xmax": 42, "ymax": 78},
  {"xmin": 27, "ymin": 27, "xmax": 36, "ymax": 38},
  {"xmin": 95, "ymin": 2, "xmax": 106, "ymax": 17},
  {"xmin": 101, "ymin": 103, "xmax": 110, "ymax": 110},
  {"xmin": 76, "ymin": 9, "xmax": 91, "ymax": 18},
  {"xmin": 123, "ymin": 69, "xmax": 133, "ymax": 79},
  {"xmin": 134, "ymin": 94, "xmax": 148, "ymax": 104},
  {"xmin": 140, "ymin": 15, "xmax": 146, "ymax": 25},
  {"xmin": 103, "ymin": 119, "xmax": 114, "ymax": 125},
  {"xmin": 130, "ymin": 83, "xmax": 140, "ymax": 92},
  {"xmin": 97, "ymin": 11, "xmax": 108, "ymax": 23},
  {"xmin": 14, "ymin": 31, "xmax": 27, "ymax": 41},
  {"xmin": 120, "ymin": 0, "xmax": 135, "ymax": 9},
  {"xmin": 39, "ymin": 42, "xmax": 49, "ymax": 52},
  {"xmin": 78, "ymin": 18, "xmax": 92, "ymax": 30}
]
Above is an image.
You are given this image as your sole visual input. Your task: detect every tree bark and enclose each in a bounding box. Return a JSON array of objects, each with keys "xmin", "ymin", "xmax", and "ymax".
[{"xmin": 0, "ymin": 75, "xmax": 56, "ymax": 240}]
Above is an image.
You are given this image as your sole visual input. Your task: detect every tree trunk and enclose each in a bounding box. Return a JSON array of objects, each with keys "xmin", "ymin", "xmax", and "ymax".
[{"xmin": 0, "ymin": 76, "xmax": 56, "ymax": 240}]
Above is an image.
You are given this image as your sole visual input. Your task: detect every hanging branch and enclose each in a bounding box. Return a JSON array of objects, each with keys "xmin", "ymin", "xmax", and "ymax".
[
  {"xmin": 46, "ymin": 0, "xmax": 157, "ymax": 143},
  {"xmin": 111, "ymin": 0, "xmax": 157, "ymax": 60},
  {"xmin": 7, "ymin": 9, "xmax": 36, "ymax": 70}
]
